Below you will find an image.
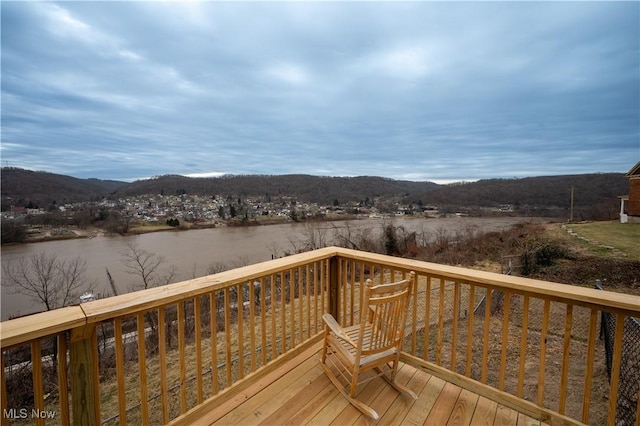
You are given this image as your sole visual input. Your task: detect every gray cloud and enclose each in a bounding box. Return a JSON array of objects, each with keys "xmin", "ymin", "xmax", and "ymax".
[{"xmin": 1, "ymin": 1, "xmax": 638, "ymax": 183}]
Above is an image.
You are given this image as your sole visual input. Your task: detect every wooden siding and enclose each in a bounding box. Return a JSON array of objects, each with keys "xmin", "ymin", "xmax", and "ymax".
[
  {"xmin": 628, "ymin": 178, "xmax": 640, "ymax": 216},
  {"xmin": 625, "ymin": 161, "xmax": 640, "ymax": 216}
]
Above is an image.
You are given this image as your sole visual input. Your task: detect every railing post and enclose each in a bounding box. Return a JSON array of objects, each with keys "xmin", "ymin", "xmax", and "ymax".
[
  {"xmin": 329, "ymin": 255, "xmax": 339, "ymax": 321},
  {"xmin": 70, "ymin": 324, "xmax": 99, "ymax": 426}
]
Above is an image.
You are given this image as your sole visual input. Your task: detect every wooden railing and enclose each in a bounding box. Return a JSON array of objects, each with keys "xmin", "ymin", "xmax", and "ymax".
[
  {"xmin": 1, "ymin": 247, "xmax": 639, "ymax": 426},
  {"xmin": 334, "ymin": 248, "xmax": 640, "ymax": 426}
]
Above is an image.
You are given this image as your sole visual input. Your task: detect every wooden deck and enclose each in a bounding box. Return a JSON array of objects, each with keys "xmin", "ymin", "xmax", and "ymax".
[{"xmin": 171, "ymin": 341, "xmax": 546, "ymax": 426}]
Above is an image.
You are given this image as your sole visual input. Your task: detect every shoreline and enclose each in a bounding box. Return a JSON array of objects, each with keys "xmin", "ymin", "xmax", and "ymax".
[
  {"xmin": 8, "ymin": 214, "xmax": 365, "ymax": 245},
  {"xmin": 6, "ymin": 212, "xmax": 531, "ymax": 246}
]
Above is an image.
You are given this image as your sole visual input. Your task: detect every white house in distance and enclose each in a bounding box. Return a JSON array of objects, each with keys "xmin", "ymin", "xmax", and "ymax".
[{"xmin": 620, "ymin": 161, "xmax": 640, "ymax": 223}]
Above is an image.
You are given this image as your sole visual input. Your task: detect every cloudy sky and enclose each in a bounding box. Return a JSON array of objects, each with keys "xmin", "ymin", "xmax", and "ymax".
[{"xmin": 1, "ymin": 1, "xmax": 638, "ymax": 183}]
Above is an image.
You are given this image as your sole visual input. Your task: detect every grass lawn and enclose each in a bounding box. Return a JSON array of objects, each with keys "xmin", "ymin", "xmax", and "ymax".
[{"xmin": 565, "ymin": 220, "xmax": 640, "ymax": 260}]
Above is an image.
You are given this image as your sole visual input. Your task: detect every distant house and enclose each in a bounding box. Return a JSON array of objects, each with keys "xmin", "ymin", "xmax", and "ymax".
[{"xmin": 620, "ymin": 161, "xmax": 640, "ymax": 223}]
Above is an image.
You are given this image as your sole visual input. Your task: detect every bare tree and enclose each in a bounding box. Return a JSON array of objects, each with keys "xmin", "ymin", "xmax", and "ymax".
[
  {"xmin": 332, "ymin": 222, "xmax": 380, "ymax": 253},
  {"xmin": 2, "ymin": 252, "xmax": 95, "ymax": 312},
  {"xmin": 122, "ymin": 242, "xmax": 177, "ymax": 291},
  {"xmin": 207, "ymin": 261, "xmax": 228, "ymax": 275},
  {"xmin": 332, "ymin": 222, "xmax": 362, "ymax": 250},
  {"xmin": 121, "ymin": 243, "xmax": 177, "ymax": 354},
  {"xmin": 288, "ymin": 221, "xmax": 329, "ymax": 253},
  {"xmin": 302, "ymin": 221, "xmax": 329, "ymax": 251}
]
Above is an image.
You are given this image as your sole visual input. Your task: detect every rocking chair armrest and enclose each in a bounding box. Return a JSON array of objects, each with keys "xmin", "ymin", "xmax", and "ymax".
[{"xmin": 322, "ymin": 313, "xmax": 356, "ymax": 347}]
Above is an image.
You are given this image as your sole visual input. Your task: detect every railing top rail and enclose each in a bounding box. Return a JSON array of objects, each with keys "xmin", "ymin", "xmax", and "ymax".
[
  {"xmin": 333, "ymin": 247, "xmax": 640, "ymax": 316},
  {"xmin": 0, "ymin": 247, "xmax": 339, "ymax": 348},
  {"xmin": 0, "ymin": 306, "xmax": 86, "ymax": 348}
]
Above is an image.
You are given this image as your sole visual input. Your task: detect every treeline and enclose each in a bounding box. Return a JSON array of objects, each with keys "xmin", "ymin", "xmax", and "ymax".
[{"xmin": 420, "ymin": 173, "xmax": 627, "ymax": 210}]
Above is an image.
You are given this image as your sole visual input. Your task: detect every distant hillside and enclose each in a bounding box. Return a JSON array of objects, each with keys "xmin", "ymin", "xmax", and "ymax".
[
  {"xmin": 1, "ymin": 168, "xmax": 628, "ymax": 220},
  {"xmin": 419, "ymin": 173, "xmax": 627, "ymax": 209},
  {"xmin": 1, "ymin": 168, "xmax": 126, "ymax": 209},
  {"xmin": 115, "ymin": 174, "xmax": 439, "ymax": 204},
  {"xmin": 411, "ymin": 173, "xmax": 628, "ymax": 220}
]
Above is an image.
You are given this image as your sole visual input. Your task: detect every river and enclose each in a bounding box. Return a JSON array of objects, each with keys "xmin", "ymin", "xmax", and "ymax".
[{"xmin": 0, "ymin": 216, "xmax": 544, "ymax": 320}]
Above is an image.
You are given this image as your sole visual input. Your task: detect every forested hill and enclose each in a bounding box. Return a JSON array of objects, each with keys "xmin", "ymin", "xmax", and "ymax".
[
  {"xmin": 1, "ymin": 168, "xmax": 628, "ymax": 214},
  {"xmin": 420, "ymin": 173, "xmax": 628, "ymax": 209},
  {"xmin": 1, "ymin": 168, "xmax": 126, "ymax": 208}
]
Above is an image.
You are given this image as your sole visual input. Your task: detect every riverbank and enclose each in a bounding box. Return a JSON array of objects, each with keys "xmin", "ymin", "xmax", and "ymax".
[
  {"xmin": 19, "ymin": 219, "xmax": 247, "ymax": 244},
  {"xmin": 15, "ymin": 213, "xmax": 362, "ymax": 244}
]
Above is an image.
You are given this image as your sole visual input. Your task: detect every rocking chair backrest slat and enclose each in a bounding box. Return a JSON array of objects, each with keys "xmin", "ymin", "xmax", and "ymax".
[{"xmin": 358, "ymin": 273, "xmax": 414, "ymax": 355}]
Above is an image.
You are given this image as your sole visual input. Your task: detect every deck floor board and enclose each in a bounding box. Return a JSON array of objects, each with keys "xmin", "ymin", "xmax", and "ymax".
[{"xmin": 171, "ymin": 343, "xmax": 543, "ymax": 426}]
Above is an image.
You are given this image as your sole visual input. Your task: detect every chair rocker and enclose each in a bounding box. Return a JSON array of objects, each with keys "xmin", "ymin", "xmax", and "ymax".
[{"xmin": 320, "ymin": 271, "xmax": 418, "ymax": 420}]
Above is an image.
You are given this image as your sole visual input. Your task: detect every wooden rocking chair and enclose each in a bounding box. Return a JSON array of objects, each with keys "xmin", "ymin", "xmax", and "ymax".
[{"xmin": 320, "ymin": 271, "xmax": 418, "ymax": 420}]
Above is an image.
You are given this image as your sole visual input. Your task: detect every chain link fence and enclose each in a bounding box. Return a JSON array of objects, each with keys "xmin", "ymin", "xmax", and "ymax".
[{"xmin": 597, "ymin": 281, "xmax": 640, "ymax": 426}]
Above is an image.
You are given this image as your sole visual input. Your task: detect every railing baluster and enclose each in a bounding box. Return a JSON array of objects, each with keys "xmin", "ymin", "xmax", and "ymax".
[
  {"xmin": 481, "ymin": 288, "xmax": 492, "ymax": 384},
  {"xmin": 329, "ymin": 256, "xmax": 339, "ymax": 321},
  {"xmin": 224, "ymin": 288, "xmax": 232, "ymax": 387},
  {"xmin": 209, "ymin": 292, "xmax": 219, "ymax": 395},
  {"xmin": 31, "ymin": 340, "xmax": 44, "ymax": 426},
  {"xmin": 319, "ymin": 261, "xmax": 325, "ymax": 332},
  {"xmin": 313, "ymin": 263, "xmax": 319, "ymax": 335},
  {"xmin": 466, "ymin": 284, "xmax": 475, "ymax": 377},
  {"xmin": 136, "ymin": 312, "xmax": 149, "ymax": 425},
  {"xmin": 280, "ymin": 271, "xmax": 286, "ymax": 354},
  {"xmin": 636, "ymin": 381, "xmax": 640, "ymax": 426},
  {"xmin": 238, "ymin": 284, "xmax": 244, "ymax": 379},
  {"xmin": 517, "ymin": 295, "xmax": 529, "ymax": 398},
  {"xmin": 321, "ymin": 261, "xmax": 327, "ymax": 319},
  {"xmin": 581, "ymin": 308, "xmax": 598, "ymax": 424},
  {"xmin": 437, "ymin": 278, "xmax": 445, "ymax": 366},
  {"xmin": 298, "ymin": 267, "xmax": 304, "ymax": 341},
  {"xmin": 290, "ymin": 270, "xmax": 296, "ymax": 348},
  {"xmin": 349, "ymin": 260, "xmax": 355, "ymax": 326},
  {"xmin": 177, "ymin": 302, "xmax": 187, "ymax": 413},
  {"xmin": 341, "ymin": 259, "xmax": 346, "ymax": 324},
  {"xmin": 537, "ymin": 299, "xmax": 550, "ymax": 406},
  {"xmin": 410, "ymin": 271, "xmax": 418, "ymax": 354},
  {"xmin": 357, "ymin": 262, "xmax": 367, "ymax": 324},
  {"xmin": 194, "ymin": 296, "xmax": 203, "ymax": 403},
  {"xmin": 559, "ymin": 304, "xmax": 573, "ymax": 414},
  {"xmin": 306, "ymin": 264, "xmax": 311, "ymax": 337},
  {"xmin": 270, "ymin": 274, "xmax": 277, "ymax": 361},
  {"xmin": 158, "ymin": 308, "xmax": 169, "ymax": 424},
  {"xmin": 57, "ymin": 332, "xmax": 70, "ymax": 426},
  {"xmin": 499, "ymin": 291, "xmax": 511, "ymax": 391},
  {"xmin": 249, "ymin": 280, "xmax": 256, "ymax": 372},
  {"xmin": 607, "ymin": 313, "xmax": 625, "ymax": 426},
  {"xmin": 424, "ymin": 275, "xmax": 431, "ymax": 361},
  {"xmin": 260, "ymin": 277, "xmax": 267, "ymax": 366},
  {"xmin": 114, "ymin": 318, "xmax": 127, "ymax": 425},
  {"xmin": 1, "ymin": 350, "xmax": 7, "ymax": 426},
  {"xmin": 451, "ymin": 281, "xmax": 460, "ymax": 371}
]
